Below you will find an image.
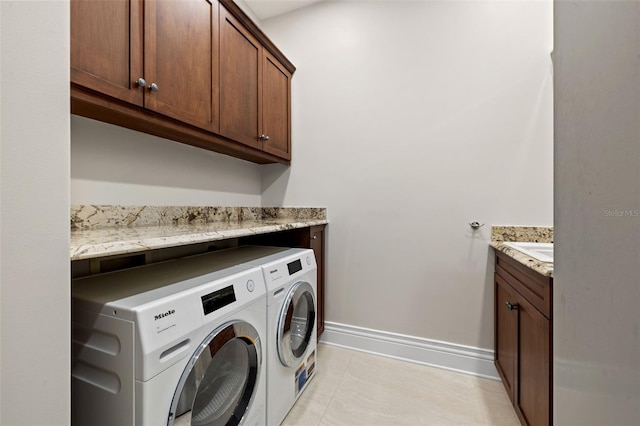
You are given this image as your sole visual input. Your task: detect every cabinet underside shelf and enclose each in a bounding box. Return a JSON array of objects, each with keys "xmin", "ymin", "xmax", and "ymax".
[{"xmin": 71, "ymin": 85, "xmax": 290, "ymax": 165}]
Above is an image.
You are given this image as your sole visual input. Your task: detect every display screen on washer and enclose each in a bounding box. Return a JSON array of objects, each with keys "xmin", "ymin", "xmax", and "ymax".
[
  {"xmin": 201, "ymin": 285, "xmax": 236, "ymax": 315},
  {"xmin": 287, "ymin": 259, "xmax": 303, "ymax": 275}
]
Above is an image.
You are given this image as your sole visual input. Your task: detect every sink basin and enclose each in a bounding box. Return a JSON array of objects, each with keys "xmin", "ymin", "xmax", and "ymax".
[{"xmin": 503, "ymin": 242, "xmax": 554, "ymax": 263}]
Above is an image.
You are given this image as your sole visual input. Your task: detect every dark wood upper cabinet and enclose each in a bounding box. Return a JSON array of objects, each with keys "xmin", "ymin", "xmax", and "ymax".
[
  {"xmin": 71, "ymin": 0, "xmax": 143, "ymax": 105},
  {"xmin": 144, "ymin": 0, "xmax": 219, "ymax": 131},
  {"xmin": 219, "ymin": 8, "xmax": 292, "ymax": 160},
  {"xmin": 219, "ymin": 7, "xmax": 262, "ymax": 149},
  {"xmin": 70, "ymin": 0, "xmax": 295, "ymax": 164},
  {"xmin": 262, "ymin": 52, "xmax": 292, "ymax": 159}
]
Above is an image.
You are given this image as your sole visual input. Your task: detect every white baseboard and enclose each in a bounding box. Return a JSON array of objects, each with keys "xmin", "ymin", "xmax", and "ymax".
[{"xmin": 319, "ymin": 321, "xmax": 499, "ymax": 380}]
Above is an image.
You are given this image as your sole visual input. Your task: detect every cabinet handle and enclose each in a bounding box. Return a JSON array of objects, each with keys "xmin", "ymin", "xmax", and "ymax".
[
  {"xmin": 260, "ymin": 134, "xmax": 270, "ymax": 142},
  {"xmin": 135, "ymin": 77, "xmax": 147, "ymax": 88},
  {"xmin": 312, "ymin": 235, "xmax": 317, "ymax": 240},
  {"xmin": 149, "ymin": 83, "xmax": 159, "ymax": 92},
  {"xmin": 506, "ymin": 301, "xmax": 519, "ymax": 311}
]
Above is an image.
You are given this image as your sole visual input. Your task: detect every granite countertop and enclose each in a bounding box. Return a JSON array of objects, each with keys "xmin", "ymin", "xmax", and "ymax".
[
  {"xmin": 489, "ymin": 226, "xmax": 554, "ymax": 277},
  {"xmin": 70, "ymin": 205, "xmax": 327, "ymax": 261}
]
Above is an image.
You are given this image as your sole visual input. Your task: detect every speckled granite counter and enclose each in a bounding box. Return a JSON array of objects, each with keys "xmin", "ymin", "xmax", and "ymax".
[
  {"xmin": 70, "ymin": 205, "xmax": 327, "ymax": 261},
  {"xmin": 489, "ymin": 226, "xmax": 554, "ymax": 277}
]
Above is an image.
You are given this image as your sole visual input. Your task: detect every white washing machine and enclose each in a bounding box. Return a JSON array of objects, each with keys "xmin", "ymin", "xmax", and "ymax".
[
  {"xmin": 71, "ymin": 248, "xmax": 269, "ymax": 426},
  {"xmin": 242, "ymin": 247, "xmax": 318, "ymax": 426}
]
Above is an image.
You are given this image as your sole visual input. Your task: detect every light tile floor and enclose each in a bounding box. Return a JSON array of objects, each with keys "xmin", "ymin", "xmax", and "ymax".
[{"xmin": 282, "ymin": 343, "xmax": 521, "ymax": 426}]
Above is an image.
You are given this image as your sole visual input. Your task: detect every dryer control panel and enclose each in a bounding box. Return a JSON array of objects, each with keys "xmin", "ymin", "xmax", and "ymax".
[{"xmin": 265, "ymin": 252, "xmax": 316, "ymax": 284}]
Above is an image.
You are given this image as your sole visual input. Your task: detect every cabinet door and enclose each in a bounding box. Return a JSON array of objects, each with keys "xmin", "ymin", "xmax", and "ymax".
[
  {"xmin": 309, "ymin": 226, "xmax": 325, "ymax": 336},
  {"xmin": 71, "ymin": 0, "xmax": 143, "ymax": 105},
  {"xmin": 219, "ymin": 7, "xmax": 262, "ymax": 150},
  {"xmin": 145, "ymin": 0, "xmax": 219, "ymax": 131},
  {"xmin": 262, "ymin": 52, "xmax": 292, "ymax": 160},
  {"xmin": 495, "ymin": 274, "xmax": 518, "ymax": 400},
  {"xmin": 516, "ymin": 293, "xmax": 551, "ymax": 426}
]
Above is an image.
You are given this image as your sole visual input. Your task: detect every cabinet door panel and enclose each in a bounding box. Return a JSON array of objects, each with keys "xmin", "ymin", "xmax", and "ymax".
[
  {"xmin": 517, "ymin": 294, "xmax": 550, "ymax": 426},
  {"xmin": 145, "ymin": 0, "xmax": 218, "ymax": 131},
  {"xmin": 262, "ymin": 52, "xmax": 291, "ymax": 160},
  {"xmin": 309, "ymin": 226, "xmax": 324, "ymax": 336},
  {"xmin": 71, "ymin": 0, "xmax": 143, "ymax": 105},
  {"xmin": 219, "ymin": 8, "xmax": 262, "ymax": 149},
  {"xmin": 495, "ymin": 275, "xmax": 517, "ymax": 400}
]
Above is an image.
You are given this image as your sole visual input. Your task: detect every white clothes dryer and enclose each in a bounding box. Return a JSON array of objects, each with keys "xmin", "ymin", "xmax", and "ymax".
[
  {"xmin": 241, "ymin": 247, "xmax": 318, "ymax": 426},
  {"xmin": 71, "ymin": 248, "xmax": 269, "ymax": 426}
]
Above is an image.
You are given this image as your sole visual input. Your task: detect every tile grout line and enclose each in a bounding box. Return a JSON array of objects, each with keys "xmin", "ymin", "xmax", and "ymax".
[
  {"xmin": 471, "ymin": 378, "xmax": 490, "ymax": 426},
  {"xmin": 316, "ymin": 346, "xmax": 356, "ymax": 425}
]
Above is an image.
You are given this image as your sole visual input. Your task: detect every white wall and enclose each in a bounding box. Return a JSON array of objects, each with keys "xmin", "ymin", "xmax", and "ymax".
[
  {"xmin": 261, "ymin": 0, "xmax": 553, "ymax": 349},
  {"xmin": 1, "ymin": 1, "xmax": 70, "ymax": 424},
  {"xmin": 554, "ymin": 2, "xmax": 640, "ymax": 424},
  {"xmin": 71, "ymin": 116, "xmax": 263, "ymax": 206}
]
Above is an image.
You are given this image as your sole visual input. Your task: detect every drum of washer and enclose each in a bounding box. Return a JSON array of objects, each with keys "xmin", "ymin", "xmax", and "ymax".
[{"xmin": 168, "ymin": 320, "xmax": 261, "ymax": 426}]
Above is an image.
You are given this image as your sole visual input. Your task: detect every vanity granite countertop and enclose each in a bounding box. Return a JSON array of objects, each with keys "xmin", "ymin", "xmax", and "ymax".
[
  {"xmin": 489, "ymin": 225, "xmax": 554, "ymax": 277},
  {"xmin": 70, "ymin": 205, "xmax": 327, "ymax": 261}
]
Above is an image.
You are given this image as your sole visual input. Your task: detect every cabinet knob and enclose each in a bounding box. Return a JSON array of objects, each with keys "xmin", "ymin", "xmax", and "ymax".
[
  {"xmin": 312, "ymin": 235, "xmax": 317, "ymax": 240},
  {"xmin": 260, "ymin": 134, "xmax": 270, "ymax": 142},
  {"xmin": 149, "ymin": 83, "xmax": 159, "ymax": 92},
  {"xmin": 506, "ymin": 301, "xmax": 519, "ymax": 311},
  {"xmin": 135, "ymin": 77, "xmax": 147, "ymax": 88}
]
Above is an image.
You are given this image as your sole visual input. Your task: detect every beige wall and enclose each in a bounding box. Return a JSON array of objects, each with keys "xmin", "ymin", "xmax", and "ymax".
[
  {"xmin": 1, "ymin": 1, "xmax": 71, "ymax": 424},
  {"xmin": 71, "ymin": 116, "xmax": 263, "ymax": 206},
  {"xmin": 261, "ymin": 0, "xmax": 553, "ymax": 349},
  {"xmin": 554, "ymin": 1, "xmax": 640, "ymax": 424},
  {"xmin": 4, "ymin": 4, "xmax": 555, "ymax": 423}
]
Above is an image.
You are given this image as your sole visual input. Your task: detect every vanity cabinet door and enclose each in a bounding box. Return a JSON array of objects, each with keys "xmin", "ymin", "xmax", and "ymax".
[
  {"xmin": 516, "ymin": 293, "xmax": 551, "ymax": 426},
  {"xmin": 495, "ymin": 274, "xmax": 518, "ymax": 400}
]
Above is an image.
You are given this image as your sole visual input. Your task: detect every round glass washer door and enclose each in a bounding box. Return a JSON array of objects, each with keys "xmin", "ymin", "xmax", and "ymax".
[
  {"xmin": 277, "ymin": 281, "xmax": 316, "ymax": 368},
  {"xmin": 168, "ymin": 320, "xmax": 261, "ymax": 426}
]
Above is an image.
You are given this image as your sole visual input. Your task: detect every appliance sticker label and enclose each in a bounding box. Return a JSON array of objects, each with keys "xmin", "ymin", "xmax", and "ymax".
[{"xmin": 294, "ymin": 350, "xmax": 316, "ymax": 395}]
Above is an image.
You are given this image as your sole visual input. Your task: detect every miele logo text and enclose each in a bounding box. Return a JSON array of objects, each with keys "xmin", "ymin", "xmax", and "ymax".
[{"xmin": 154, "ymin": 309, "xmax": 175, "ymax": 321}]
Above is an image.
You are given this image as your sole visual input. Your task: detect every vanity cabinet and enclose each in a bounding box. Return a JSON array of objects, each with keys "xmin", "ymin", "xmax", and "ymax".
[
  {"xmin": 71, "ymin": 0, "xmax": 294, "ymax": 164},
  {"xmin": 495, "ymin": 251, "xmax": 553, "ymax": 426}
]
